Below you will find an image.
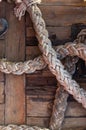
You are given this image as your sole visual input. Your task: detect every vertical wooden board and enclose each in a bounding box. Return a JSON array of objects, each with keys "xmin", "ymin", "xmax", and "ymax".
[
  {"xmin": 0, "ymin": 104, "xmax": 5, "ymax": 124},
  {"xmin": 0, "ymin": 2, "xmax": 5, "ymax": 83},
  {"xmin": 5, "ymin": 3, "xmax": 25, "ymax": 124},
  {"xmin": 5, "ymin": 75, "xmax": 25, "ymax": 124},
  {"xmin": 0, "ymin": 1, "xmax": 6, "ymax": 124},
  {"xmin": 0, "ymin": 83, "xmax": 5, "ymax": 103}
]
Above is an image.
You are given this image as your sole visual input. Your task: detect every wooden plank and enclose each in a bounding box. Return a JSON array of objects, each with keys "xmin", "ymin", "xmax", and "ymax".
[
  {"xmin": 41, "ymin": 0, "xmax": 86, "ymax": 6},
  {"xmin": 65, "ymin": 102, "xmax": 86, "ymax": 117},
  {"xmin": 27, "ymin": 98, "xmax": 52, "ymax": 117},
  {"xmin": 26, "ymin": 76, "xmax": 86, "ymax": 89},
  {"xmin": 26, "ymin": 6, "xmax": 86, "ymax": 27},
  {"xmin": 0, "ymin": 1, "xmax": 6, "ymax": 124},
  {"xmin": 27, "ymin": 117, "xmax": 86, "ymax": 128},
  {"xmin": 27, "ymin": 97, "xmax": 86, "ymax": 117},
  {"xmin": 26, "ymin": 76, "xmax": 57, "ymax": 86},
  {"xmin": 0, "ymin": 1, "xmax": 5, "ymax": 84},
  {"xmin": 63, "ymin": 118, "xmax": 86, "ymax": 128},
  {"xmin": 0, "ymin": 104, "xmax": 5, "ymax": 124},
  {"xmin": 5, "ymin": 3, "xmax": 25, "ymax": 124},
  {"xmin": 26, "ymin": 46, "xmax": 41, "ymax": 60},
  {"xmin": 26, "ymin": 26, "xmax": 71, "ymax": 40},
  {"xmin": 0, "ymin": 44, "xmax": 4, "ymax": 81},
  {"xmin": 0, "ymin": 82, "xmax": 4, "ymax": 103},
  {"xmin": 27, "ymin": 117, "xmax": 49, "ymax": 127}
]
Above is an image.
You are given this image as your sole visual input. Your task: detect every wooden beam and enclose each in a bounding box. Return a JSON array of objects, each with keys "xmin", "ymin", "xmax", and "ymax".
[{"xmin": 5, "ymin": 3, "xmax": 25, "ymax": 124}]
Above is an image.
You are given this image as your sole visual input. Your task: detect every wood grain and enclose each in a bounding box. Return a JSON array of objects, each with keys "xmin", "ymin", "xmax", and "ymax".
[
  {"xmin": 27, "ymin": 97, "xmax": 86, "ymax": 117},
  {"xmin": 0, "ymin": 104, "xmax": 5, "ymax": 124},
  {"xmin": 5, "ymin": 3, "xmax": 25, "ymax": 124},
  {"xmin": 27, "ymin": 117, "xmax": 86, "ymax": 128},
  {"xmin": 41, "ymin": 0, "xmax": 86, "ymax": 6},
  {"xmin": 26, "ymin": 6, "xmax": 86, "ymax": 27}
]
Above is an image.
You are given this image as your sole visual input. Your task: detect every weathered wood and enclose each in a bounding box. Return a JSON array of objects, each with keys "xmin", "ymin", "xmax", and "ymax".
[
  {"xmin": 26, "ymin": 46, "xmax": 41, "ymax": 60},
  {"xmin": 0, "ymin": 2, "xmax": 5, "ymax": 81},
  {"xmin": 63, "ymin": 118, "xmax": 86, "ymax": 128},
  {"xmin": 26, "ymin": 26, "xmax": 71, "ymax": 40},
  {"xmin": 26, "ymin": 76, "xmax": 86, "ymax": 89},
  {"xmin": 26, "ymin": 6, "xmax": 86, "ymax": 27},
  {"xmin": 27, "ymin": 117, "xmax": 49, "ymax": 127},
  {"xmin": 0, "ymin": 83, "xmax": 4, "ymax": 103},
  {"xmin": 27, "ymin": 116, "xmax": 86, "ymax": 128},
  {"xmin": 0, "ymin": 1, "xmax": 6, "ymax": 125},
  {"xmin": 0, "ymin": 104, "xmax": 5, "ymax": 124},
  {"xmin": 27, "ymin": 97, "xmax": 86, "ymax": 117},
  {"xmin": 41, "ymin": 0, "xmax": 86, "ymax": 6},
  {"xmin": 5, "ymin": 3, "xmax": 25, "ymax": 124},
  {"xmin": 26, "ymin": 76, "xmax": 57, "ymax": 86}
]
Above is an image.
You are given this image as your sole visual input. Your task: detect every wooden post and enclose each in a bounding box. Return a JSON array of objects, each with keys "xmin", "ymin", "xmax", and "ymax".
[
  {"xmin": 0, "ymin": 1, "xmax": 7, "ymax": 124},
  {"xmin": 5, "ymin": 3, "xmax": 25, "ymax": 124}
]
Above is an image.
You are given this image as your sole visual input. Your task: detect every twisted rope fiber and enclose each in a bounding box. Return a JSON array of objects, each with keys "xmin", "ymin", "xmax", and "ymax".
[
  {"xmin": 50, "ymin": 86, "xmax": 68, "ymax": 130},
  {"xmin": 0, "ymin": 40, "xmax": 84, "ymax": 75},
  {"xmin": 0, "ymin": 125, "xmax": 49, "ymax": 130},
  {"xmin": 50, "ymin": 56, "xmax": 79, "ymax": 130},
  {"xmin": 0, "ymin": 27, "xmax": 85, "ymax": 75},
  {"xmin": 14, "ymin": 0, "xmax": 86, "ymax": 109}
]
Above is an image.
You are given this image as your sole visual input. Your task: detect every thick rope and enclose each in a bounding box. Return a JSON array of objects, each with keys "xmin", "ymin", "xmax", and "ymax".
[
  {"xmin": 0, "ymin": 42, "xmax": 84, "ymax": 75},
  {"xmin": 50, "ymin": 56, "xmax": 78, "ymax": 130},
  {"xmin": 14, "ymin": 0, "xmax": 86, "ymax": 109},
  {"xmin": 50, "ymin": 86, "xmax": 68, "ymax": 130},
  {"xmin": 0, "ymin": 56, "xmax": 46, "ymax": 75},
  {"xmin": 0, "ymin": 125, "xmax": 49, "ymax": 130}
]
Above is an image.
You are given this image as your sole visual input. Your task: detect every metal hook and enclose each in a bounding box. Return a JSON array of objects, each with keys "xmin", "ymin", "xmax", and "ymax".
[{"xmin": 0, "ymin": 18, "xmax": 8, "ymax": 38}]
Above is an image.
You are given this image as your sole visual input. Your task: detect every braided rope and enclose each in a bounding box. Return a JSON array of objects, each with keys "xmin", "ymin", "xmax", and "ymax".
[
  {"xmin": 0, "ymin": 42, "xmax": 84, "ymax": 75},
  {"xmin": 0, "ymin": 56, "xmax": 46, "ymax": 75},
  {"xmin": 50, "ymin": 56, "xmax": 78, "ymax": 130},
  {"xmin": 50, "ymin": 85, "xmax": 68, "ymax": 130},
  {"xmin": 0, "ymin": 125, "xmax": 49, "ymax": 130},
  {"xmin": 14, "ymin": 0, "xmax": 86, "ymax": 109}
]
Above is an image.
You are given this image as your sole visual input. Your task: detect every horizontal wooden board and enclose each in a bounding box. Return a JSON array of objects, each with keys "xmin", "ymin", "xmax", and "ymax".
[
  {"xmin": 26, "ymin": 26, "xmax": 71, "ymax": 40},
  {"xmin": 27, "ymin": 117, "xmax": 49, "ymax": 127},
  {"xmin": 27, "ymin": 97, "xmax": 86, "ymax": 117},
  {"xmin": 63, "ymin": 118, "xmax": 86, "ymax": 129},
  {"xmin": 26, "ymin": 6, "xmax": 86, "ymax": 27},
  {"xmin": 26, "ymin": 46, "xmax": 41, "ymax": 60},
  {"xmin": 40, "ymin": 0, "xmax": 86, "ymax": 6},
  {"xmin": 26, "ymin": 75, "xmax": 86, "ymax": 88},
  {"xmin": 26, "ymin": 76, "xmax": 57, "ymax": 86},
  {"xmin": 27, "ymin": 117, "xmax": 86, "ymax": 129}
]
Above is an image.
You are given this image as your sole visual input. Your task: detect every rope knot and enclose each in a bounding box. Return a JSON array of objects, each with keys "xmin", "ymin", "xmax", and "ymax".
[{"xmin": 14, "ymin": 0, "xmax": 41, "ymax": 20}]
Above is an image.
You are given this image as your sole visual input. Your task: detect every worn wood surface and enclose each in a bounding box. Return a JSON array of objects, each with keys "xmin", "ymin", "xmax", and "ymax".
[
  {"xmin": 26, "ymin": 6, "xmax": 86, "ymax": 27},
  {"xmin": 0, "ymin": 1, "xmax": 6, "ymax": 125},
  {"xmin": 5, "ymin": 3, "xmax": 25, "ymax": 124}
]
